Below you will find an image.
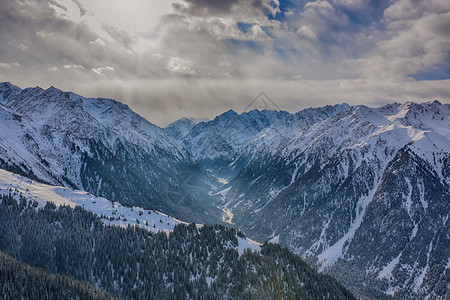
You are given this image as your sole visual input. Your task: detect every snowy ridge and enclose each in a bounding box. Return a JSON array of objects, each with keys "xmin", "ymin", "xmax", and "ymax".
[
  {"xmin": 165, "ymin": 117, "xmax": 196, "ymax": 140},
  {"xmin": 0, "ymin": 83, "xmax": 191, "ymax": 188},
  {"xmin": 1, "ymin": 83, "xmax": 189, "ymax": 161},
  {"xmin": 0, "ymin": 168, "xmax": 185, "ymax": 233},
  {"xmin": 243, "ymin": 103, "xmax": 351, "ymax": 157}
]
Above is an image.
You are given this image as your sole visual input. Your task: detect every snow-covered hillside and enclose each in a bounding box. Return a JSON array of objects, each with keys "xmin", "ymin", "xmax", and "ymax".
[
  {"xmin": 0, "ymin": 168, "xmax": 260, "ymax": 254},
  {"xmin": 0, "ymin": 168, "xmax": 185, "ymax": 232}
]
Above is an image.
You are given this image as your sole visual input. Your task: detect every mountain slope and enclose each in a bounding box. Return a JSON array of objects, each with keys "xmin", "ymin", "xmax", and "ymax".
[
  {"xmin": 0, "ymin": 82, "xmax": 221, "ymax": 224},
  {"xmin": 0, "ymin": 193, "xmax": 356, "ymax": 300},
  {"xmin": 221, "ymin": 101, "xmax": 449, "ymax": 299},
  {"xmin": 0, "ymin": 167, "xmax": 261, "ymax": 253}
]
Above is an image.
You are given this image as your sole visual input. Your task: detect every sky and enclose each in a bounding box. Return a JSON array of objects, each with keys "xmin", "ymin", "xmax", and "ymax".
[{"xmin": 0, "ymin": 0, "xmax": 449, "ymax": 126}]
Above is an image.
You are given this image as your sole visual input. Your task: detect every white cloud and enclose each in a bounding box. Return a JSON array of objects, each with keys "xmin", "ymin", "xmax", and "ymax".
[
  {"xmin": 166, "ymin": 57, "xmax": 197, "ymax": 76},
  {"xmin": 304, "ymin": 0, "xmax": 335, "ymax": 14},
  {"xmin": 0, "ymin": 62, "xmax": 20, "ymax": 69},
  {"xmin": 64, "ymin": 64, "xmax": 85, "ymax": 70},
  {"xmin": 351, "ymin": 2, "xmax": 450, "ymax": 81},
  {"xmin": 76, "ymin": 0, "xmax": 176, "ymax": 35},
  {"xmin": 36, "ymin": 31, "xmax": 53, "ymax": 38},
  {"xmin": 189, "ymin": 18, "xmax": 271, "ymax": 41},
  {"xmin": 91, "ymin": 66, "xmax": 115, "ymax": 76},
  {"xmin": 89, "ymin": 38, "xmax": 106, "ymax": 46},
  {"xmin": 296, "ymin": 26, "xmax": 317, "ymax": 40}
]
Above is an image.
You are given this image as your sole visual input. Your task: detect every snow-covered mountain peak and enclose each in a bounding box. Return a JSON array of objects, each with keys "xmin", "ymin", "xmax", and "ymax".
[
  {"xmin": 178, "ymin": 117, "xmax": 196, "ymax": 123},
  {"xmin": 177, "ymin": 108, "xmax": 289, "ymax": 164},
  {"xmin": 0, "ymin": 83, "xmax": 224, "ymax": 223},
  {"xmin": 188, "ymin": 117, "xmax": 209, "ymax": 124},
  {"xmin": 165, "ymin": 117, "xmax": 196, "ymax": 140},
  {"xmin": 375, "ymin": 100, "xmax": 449, "ymax": 138},
  {"xmin": 217, "ymin": 109, "xmax": 238, "ymax": 119},
  {"xmin": 240, "ymin": 103, "xmax": 353, "ymax": 157},
  {"xmin": 294, "ymin": 103, "xmax": 350, "ymax": 120},
  {"xmin": 1, "ymin": 85, "xmax": 190, "ymax": 159},
  {"xmin": 0, "ymin": 82, "xmax": 21, "ymax": 102},
  {"xmin": 338, "ymin": 104, "xmax": 389, "ymax": 127}
]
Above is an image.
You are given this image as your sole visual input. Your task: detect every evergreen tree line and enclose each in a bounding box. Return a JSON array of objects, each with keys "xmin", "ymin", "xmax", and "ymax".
[
  {"xmin": 0, "ymin": 250, "xmax": 118, "ymax": 299},
  {"xmin": 0, "ymin": 194, "xmax": 355, "ymax": 299}
]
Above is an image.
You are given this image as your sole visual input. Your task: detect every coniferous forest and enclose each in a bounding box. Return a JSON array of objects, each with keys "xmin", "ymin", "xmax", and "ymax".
[
  {"xmin": 0, "ymin": 194, "xmax": 355, "ymax": 299},
  {"xmin": 0, "ymin": 250, "xmax": 118, "ymax": 299}
]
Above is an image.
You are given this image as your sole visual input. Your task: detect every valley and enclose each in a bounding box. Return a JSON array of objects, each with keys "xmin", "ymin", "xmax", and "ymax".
[{"xmin": 0, "ymin": 82, "xmax": 448, "ymax": 299}]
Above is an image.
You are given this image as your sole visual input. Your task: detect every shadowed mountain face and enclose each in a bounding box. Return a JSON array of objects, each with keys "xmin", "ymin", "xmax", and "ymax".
[
  {"xmin": 1, "ymin": 81, "xmax": 448, "ymax": 299},
  {"xmin": 0, "ymin": 82, "xmax": 222, "ymax": 224}
]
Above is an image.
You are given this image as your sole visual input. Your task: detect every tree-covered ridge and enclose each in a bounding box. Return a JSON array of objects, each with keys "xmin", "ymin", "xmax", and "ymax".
[
  {"xmin": 0, "ymin": 250, "xmax": 118, "ymax": 299},
  {"xmin": 0, "ymin": 194, "xmax": 355, "ymax": 300}
]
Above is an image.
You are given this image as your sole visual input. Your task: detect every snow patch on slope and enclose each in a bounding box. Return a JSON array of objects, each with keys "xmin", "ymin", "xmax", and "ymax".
[
  {"xmin": 237, "ymin": 236, "xmax": 261, "ymax": 255},
  {"xmin": 317, "ymin": 181, "xmax": 380, "ymax": 272},
  {"xmin": 0, "ymin": 168, "xmax": 184, "ymax": 233}
]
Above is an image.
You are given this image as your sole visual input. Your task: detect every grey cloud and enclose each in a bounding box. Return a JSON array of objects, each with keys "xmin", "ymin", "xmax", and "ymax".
[
  {"xmin": 101, "ymin": 23, "xmax": 134, "ymax": 49},
  {"xmin": 0, "ymin": 0, "xmax": 173, "ymax": 82},
  {"xmin": 0, "ymin": 0, "xmax": 448, "ymax": 127},
  {"xmin": 0, "ymin": 0, "xmax": 96, "ymax": 67},
  {"xmin": 72, "ymin": 0, "xmax": 88, "ymax": 16},
  {"xmin": 353, "ymin": 2, "xmax": 450, "ymax": 80},
  {"xmin": 174, "ymin": 0, "xmax": 240, "ymax": 15},
  {"xmin": 54, "ymin": 77, "xmax": 449, "ymax": 127},
  {"xmin": 172, "ymin": 0, "xmax": 279, "ymax": 17}
]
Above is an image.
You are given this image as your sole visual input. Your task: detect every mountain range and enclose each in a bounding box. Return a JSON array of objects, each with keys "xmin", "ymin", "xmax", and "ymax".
[
  {"xmin": 1, "ymin": 82, "xmax": 448, "ymax": 299},
  {"xmin": 0, "ymin": 82, "xmax": 222, "ymax": 224},
  {"xmin": 166, "ymin": 97, "xmax": 449, "ymax": 299}
]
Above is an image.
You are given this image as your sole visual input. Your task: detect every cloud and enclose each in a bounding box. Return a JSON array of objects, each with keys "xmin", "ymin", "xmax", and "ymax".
[
  {"xmin": 64, "ymin": 64, "xmax": 85, "ymax": 69},
  {"xmin": 91, "ymin": 66, "xmax": 114, "ymax": 76},
  {"xmin": 60, "ymin": 77, "xmax": 449, "ymax": 126},
  {"xmin": 173, "ymin": 0, "xmax": 280, "ymax": 18},
  {"xmin": 90, "ymin": 38, "xmax": 106, "ymax": 46},
  {"xmin": 167, "ymin": 57, "xmax": 197, "ymax": 76},
  {"xmin": 349, "ymin": 1, "xmax": 450, "ymax": 81},
  {"xmin": 0, "ymin": 62, "xmax": 20, "ymax": 69},
  {"xmin": 296, "ymin": 26, "xmax": 317, "ymax": 40},
  {"xmin": 304, "ymin": 0, "xmax": 335, "ymax": 14},
  {"xmin": 0, "ymin": 0, "xmax": 448, "ymax": 126}
]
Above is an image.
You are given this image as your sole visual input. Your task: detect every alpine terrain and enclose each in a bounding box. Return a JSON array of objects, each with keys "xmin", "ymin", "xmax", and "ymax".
[
  {"xmin": 0, "ymin": 82, "xmax": 355, "ymax": 299},
  {"xmin": 0, "ymin": 82, "xmax": 448, "ymax": 299},
  {"xmin": 0, "ymin": 82, "xmax": 221, "ymax": 224},
  {"xmin": 166, "ymin": 100, "xmax": 450, "ymax": 299}
]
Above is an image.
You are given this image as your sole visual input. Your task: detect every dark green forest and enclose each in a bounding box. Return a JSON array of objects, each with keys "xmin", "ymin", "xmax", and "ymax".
[
  {"xmin": 0, "ymin": 194, "xmax": 355, "ymax": 299},
  {"xmin": 0, "ymin": 250, "xmax": 118, "ymax": 299}
]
